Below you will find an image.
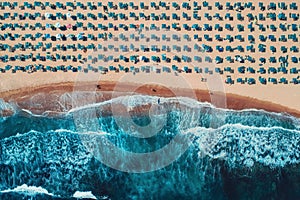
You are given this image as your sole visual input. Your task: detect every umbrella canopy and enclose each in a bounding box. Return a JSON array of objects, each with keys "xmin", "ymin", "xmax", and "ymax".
[
  {"xmin": 55, "ymin": 22, "xmax": 60, "ymax": 28},
  {"xmin": 45, "ymin": 23, "xmax": 51, "ymax": 28},
  {"xmin": 77, "ymin": 34, "xmax": 83, "ymax": 39},
  {"xmin": 45, "ymin": 13, "xmax": 50, "ymax": 18},
  {"xmin": 67, "ymin": 34, "xmax": 75, "ymax": 38},
  {"xmin": 67, "ymin": 13, "xmax": 71, "ymax": 18},
  {"xmin": 66, "ymin": 24, "xmax": 72, "ymax": 29},
  {"xmin": 56, "ymin": 33, "xmax": 62, "ymax": 39}
]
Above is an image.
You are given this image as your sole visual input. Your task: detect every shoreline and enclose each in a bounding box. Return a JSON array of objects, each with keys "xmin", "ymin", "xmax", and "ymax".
[{"xmin": 1, "ymin": 81, "xmax": 299, "ymax": 118}]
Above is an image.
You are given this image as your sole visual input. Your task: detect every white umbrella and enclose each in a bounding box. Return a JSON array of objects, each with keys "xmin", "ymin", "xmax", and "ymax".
[
  {"xmin": 56, "ymin": 33, "xmax": 62, "ymax": 39},
  {"xmin": 55, "ymin": 22, "xmax": 60, "ymax": 28},
  {"xmin": 67, "ymin": 13, "xmax": 71, "ymax": 18},
  {"xmin": 45, "ymin": 13, "xmax": 50, "ymax": 18}
]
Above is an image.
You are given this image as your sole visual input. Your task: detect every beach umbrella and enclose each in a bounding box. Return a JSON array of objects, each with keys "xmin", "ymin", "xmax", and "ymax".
[
  {"xmin": 56, "ymin": 33, "xmax": 62, "ymax": 39},
  {"xmin": 67, "ymin": 34, "xmax": 74, "ymax": 38},
  {"xmin": 45, "ymin": 13, "xmax": 50, "ymax": 18},
  {"xmin": 55, "ymin": 22, "xmax": 60, "ymax": 28},
  {"xmin": 44, "ymin": 33, "xmax": 50, "ymax": 39},
  {"xmin": 67, "ymin": 13, "xmax": 71, "ymax": 18},
  {"xmin": 66, "ymin": 24, "xmax": 72, "ymax": 29},
  {"xmin": 45, "ymin": 23, "xmax": 51, "ymax": 28},
  {"xmin": 77, "ymin": 34, "xmax": 83, "ymax": 40}
]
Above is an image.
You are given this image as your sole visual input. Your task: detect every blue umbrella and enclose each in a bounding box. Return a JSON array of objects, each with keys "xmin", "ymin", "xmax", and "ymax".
[{"xmin": 44, "ymin": 33, "xmax": 50, "ymax": 39}]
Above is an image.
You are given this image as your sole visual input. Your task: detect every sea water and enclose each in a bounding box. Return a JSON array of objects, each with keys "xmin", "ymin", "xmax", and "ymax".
[{"xmin": 0, "ymin": 95, "xmax": 300, "ymax": 199}]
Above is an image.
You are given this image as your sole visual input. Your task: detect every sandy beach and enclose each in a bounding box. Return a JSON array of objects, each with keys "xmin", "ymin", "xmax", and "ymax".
[
  {"xmin": 0, "ymin": 0, "xmax": 299, "ymax": 117},
  {"xmin": 1, "ymin": 74, "xmax": 300, "ymax": 118}
]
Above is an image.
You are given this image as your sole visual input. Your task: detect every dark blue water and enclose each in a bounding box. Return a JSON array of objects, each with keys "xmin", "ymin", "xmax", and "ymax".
[{"xmin": 0, "ymin": 95, "xmax": 300, "ymax": 199}]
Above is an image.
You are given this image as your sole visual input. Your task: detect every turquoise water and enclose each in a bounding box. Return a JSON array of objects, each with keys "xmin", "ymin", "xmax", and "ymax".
[{"xmin": 0, "ymin": 95, "xmax": 300, "ymax": 199}]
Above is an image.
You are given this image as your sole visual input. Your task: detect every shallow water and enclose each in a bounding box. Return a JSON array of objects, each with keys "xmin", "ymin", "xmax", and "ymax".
[{"xmin": 0, "ymin": 95, "xmax": 300, "ymax": 199}]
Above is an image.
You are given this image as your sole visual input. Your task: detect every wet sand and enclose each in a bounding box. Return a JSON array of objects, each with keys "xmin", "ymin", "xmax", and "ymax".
[{"xmin": 1, "ymin": 81, "xmax": 299, "ymax": 118}]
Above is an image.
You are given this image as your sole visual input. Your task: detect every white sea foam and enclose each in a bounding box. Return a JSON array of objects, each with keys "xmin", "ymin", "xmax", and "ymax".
[
  {"xmin": 188, "ymin": 123, "xmax": 300, "ymax": 168},
  {"xmin": 73, "ymin": 191, "xmax": 97, "ymax": 199},
  {"xmin": 68, "ymin": 95, "xmax": 214, "ymax": 114},
  {"xmin": 6, "ymin": 95, "xmax": 299, "ymax": 127},
  {"xmin": 0, "ymin": 99, "xmax": 16, "ymax": 118},
  {"xmin": 20, "ymin": 109, "xmax": 45, "ymax": 118},
  {"xmin": 0, "ymin": 99, "xmax": 14, "ymax": 110},
  {"xmin": 0, "ymin": 184, "xmax": 54, "ymax": 196}
]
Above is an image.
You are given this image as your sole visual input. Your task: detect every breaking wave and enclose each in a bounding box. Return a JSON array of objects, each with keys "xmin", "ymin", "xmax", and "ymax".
[{"xmin": 0, "ymin": 95, "xmax": 300, "ymax": 199}]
